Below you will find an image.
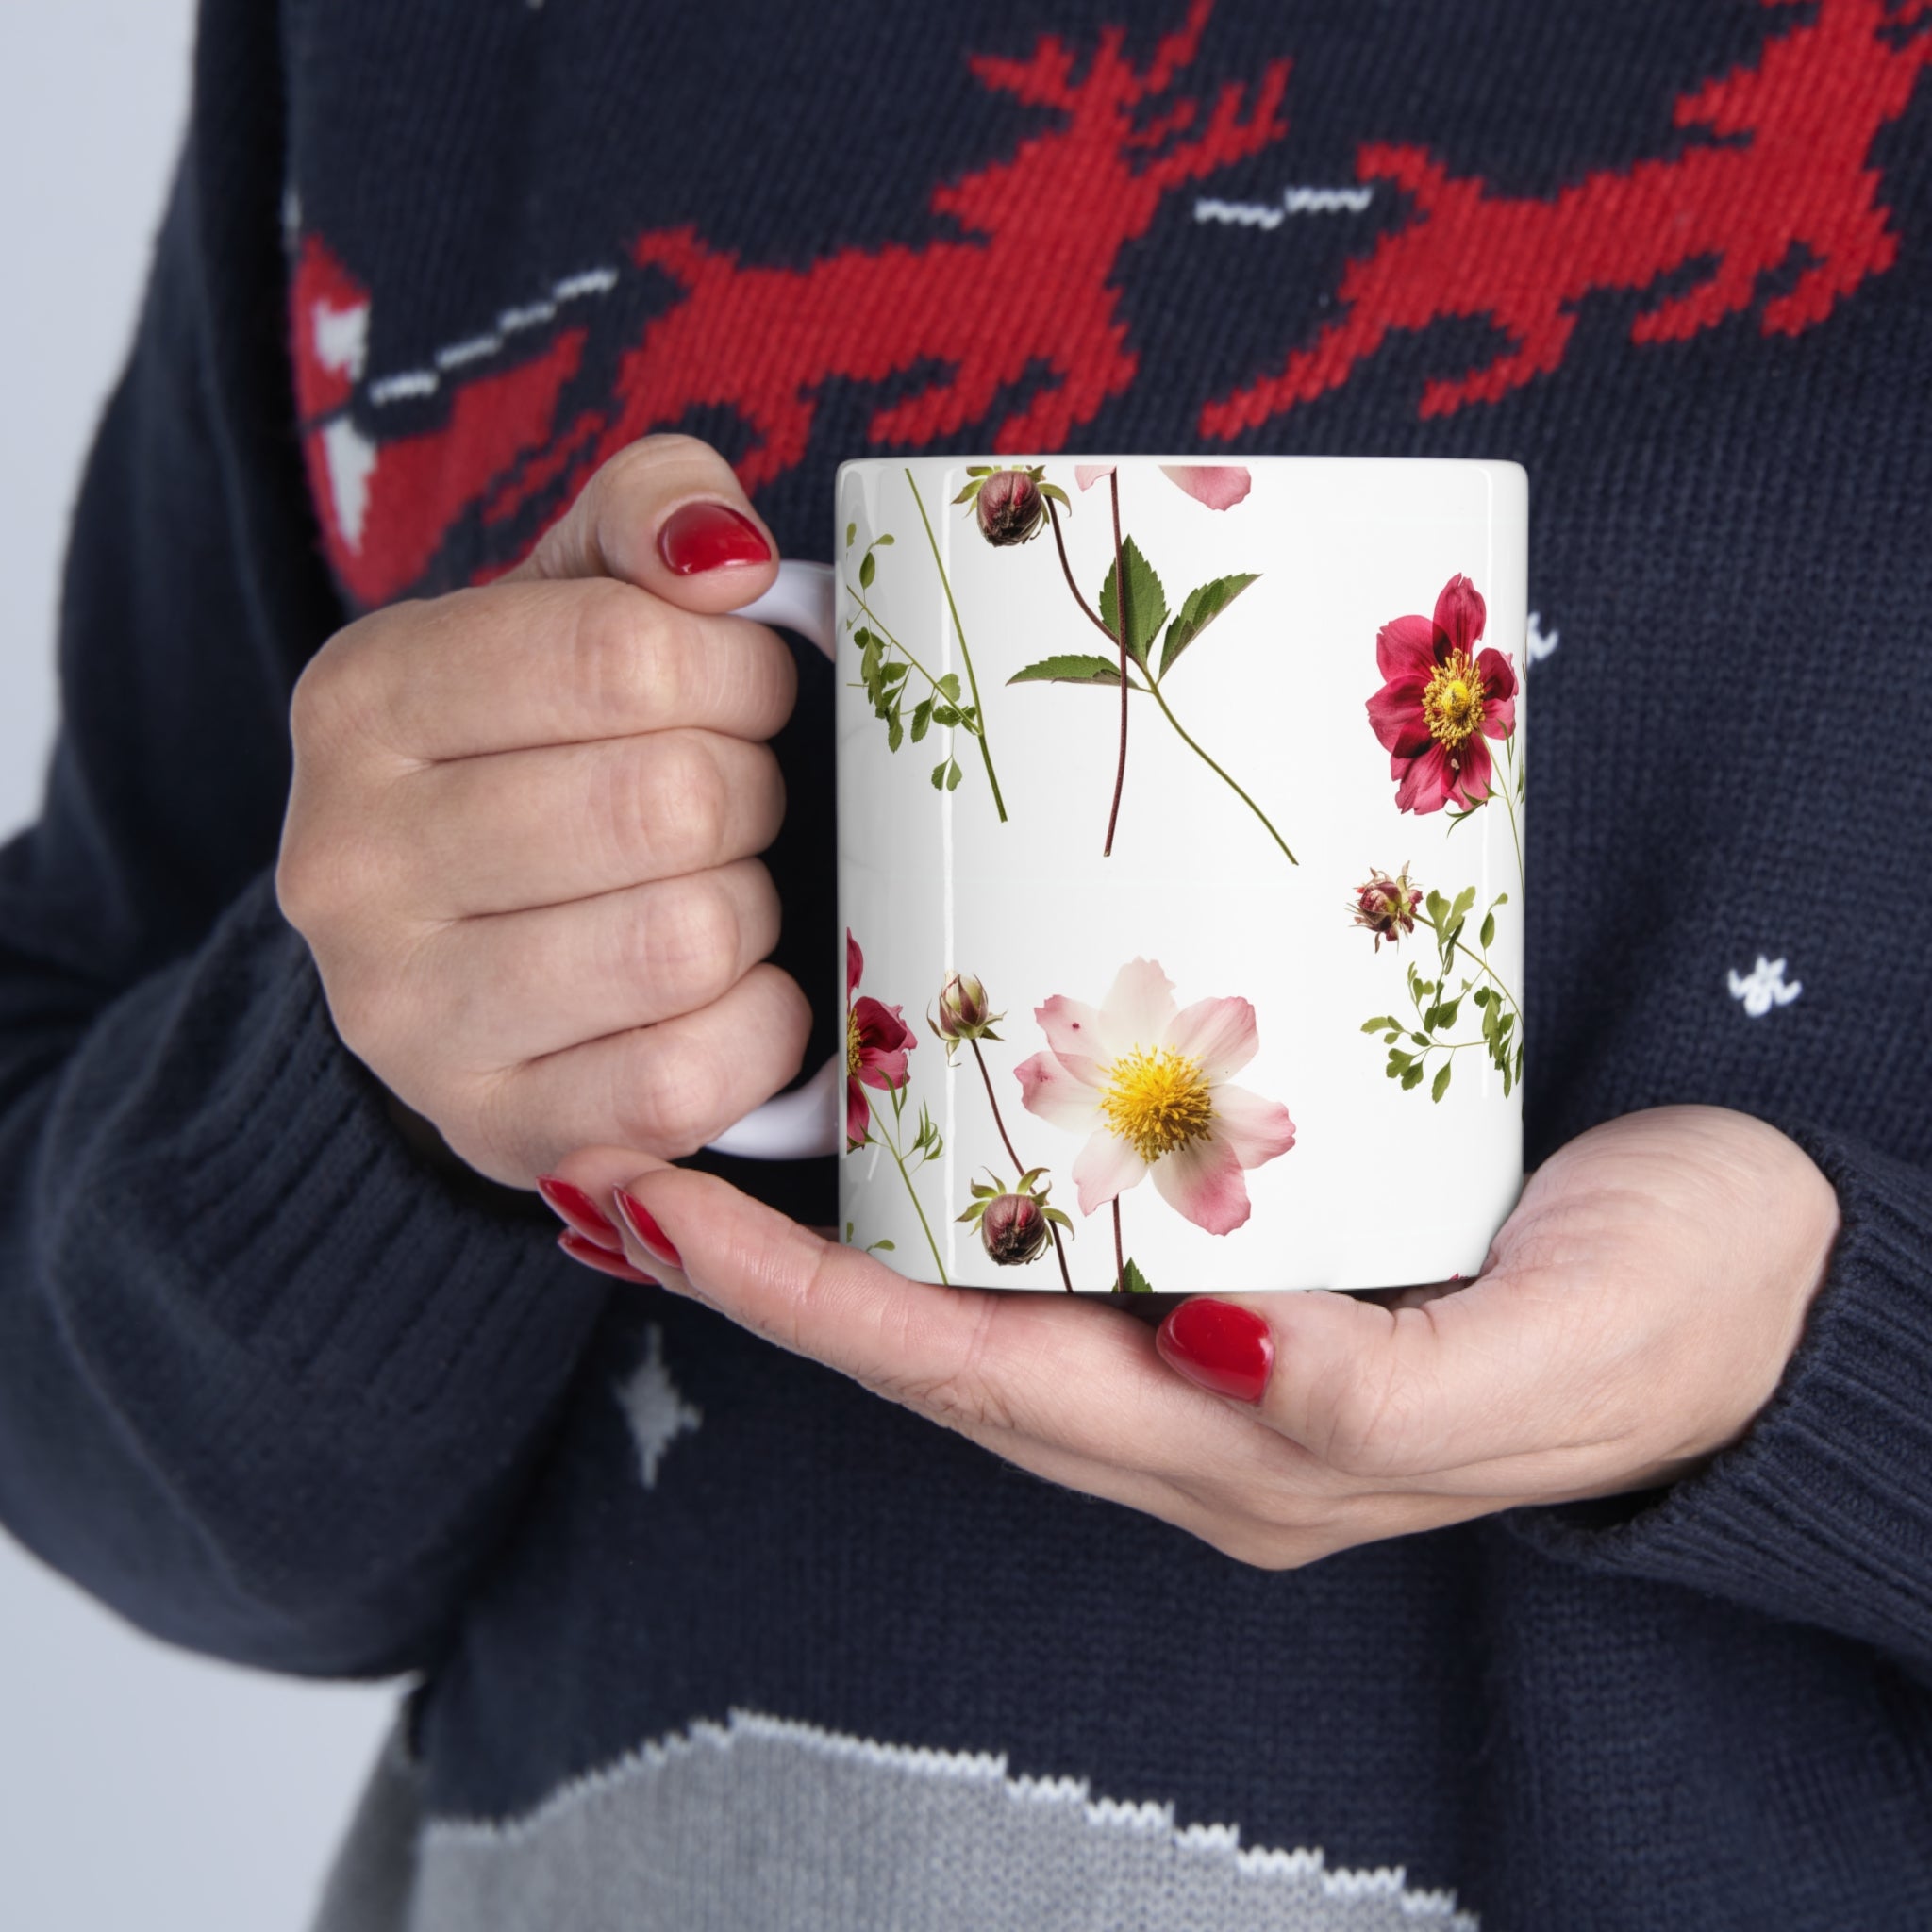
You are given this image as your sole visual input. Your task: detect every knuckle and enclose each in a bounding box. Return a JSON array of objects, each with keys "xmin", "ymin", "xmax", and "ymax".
[
  {"xmin": 617, "ymin": 1027, "xmax": 729, "ymax": 1156},
  {"xmin": 1314, "ymin": 1353, "xmax": 1431, "ymax": 1479},
  {"xmin": 639, "ymin": 733, "xmax": 728, "ymax": 865},
  {"xmin": 640, "ymin": 877, "xmax": 741, "ymax": 1009},
  {"xmin": 567, "ymin": 581, "xmax": 657, "ymax": 713},
  {"xmin": 880, "ymin": 1297, "xmax": 1015, "ymax": 1436}
]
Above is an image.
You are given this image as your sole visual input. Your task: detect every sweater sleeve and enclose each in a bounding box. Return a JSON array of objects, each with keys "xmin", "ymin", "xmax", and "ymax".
[
  {"xmin": 0, "ymin": 0, "xmax": 606, "ymax": 1678},
  {"xmin": 1506, "ymin": 1123, "xmax": 1932, "ymax": 1680}
]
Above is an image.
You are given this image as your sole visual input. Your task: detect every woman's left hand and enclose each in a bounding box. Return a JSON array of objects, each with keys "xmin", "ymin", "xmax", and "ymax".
[{"xmin": 544, "ymin": 1105, "xmax": 1840, "ymax": 1567}]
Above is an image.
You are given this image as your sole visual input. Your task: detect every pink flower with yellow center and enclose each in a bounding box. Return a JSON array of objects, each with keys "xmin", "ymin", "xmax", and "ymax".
[
  {"xmin": 845, "ymin": 930, "xmax": 917, "ymax": 1152},
  {"xmin": 1367, "ymin": 574, "xmax": 1518, "ymax": 813},
  {"xmin": 1014, "ymin": 958, "xmax": 1295, "ymax": 1236}
]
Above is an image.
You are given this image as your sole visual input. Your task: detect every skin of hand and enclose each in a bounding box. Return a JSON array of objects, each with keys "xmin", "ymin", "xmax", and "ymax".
[
  {"xmin": 277, "ymin": 435, "xmax": 811, "ymax": 1188},
  {"xmin": 544, "ymin": 1106, "xmax": 1841, "ymax": 1566}
]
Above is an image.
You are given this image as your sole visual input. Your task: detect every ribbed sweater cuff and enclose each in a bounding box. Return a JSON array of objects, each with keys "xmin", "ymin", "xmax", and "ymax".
[
  {"xmin": 73, "ymin": 873, "xmax": 603, "ymax": 1424},
  {"xmin": 1506, "ymin": 1125, "xmax": 1932, "ymax": 1671}
]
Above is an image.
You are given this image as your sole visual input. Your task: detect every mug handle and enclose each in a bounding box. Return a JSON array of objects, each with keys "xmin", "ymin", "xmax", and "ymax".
[{"xmin": 703, "ymin": 559, "xmax": 841, "ymax": 1160}]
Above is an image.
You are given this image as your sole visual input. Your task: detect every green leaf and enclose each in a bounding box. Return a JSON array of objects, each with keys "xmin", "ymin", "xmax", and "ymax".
[
  {"xmin": 931, "ymin": 704, "xmax": 960, "ymax": 727},
  {"xmin": 1424, "ymin": 889, "xmax": 1449, "ymax": 926},
  {"xmin": 1007, "ymin": 653, "xmax": 1139, "ymax": 689},
  {"xmin": 1158, "ymin": 572, "xmax": 1260, "ymax": 678},
  {"xmin": 1360, "ymin": 1015, "xmax": 1398, "ymax": 1033},
  {"xmin": 1472, "ymin": 985, "xmax": 1491, "ymax": 1007},
  {"xmin": 966, "ymin": 466, "xmax": 993, "ymax": 476},
  {"xmin": 1431, "ymin": 1061, "xmax": 1453, "ymax": 1103},
  {"xmin": 874, "ymin": 534, "xmax": 893, "ymax": 546},
  {"xmin": 1387, "ymin": 1049, "xmax": 1413, "ymax": 1074},
  {"xmin": 845, "ymin": 522, "xmax": 857, "ymax": 549},
  {"xmin": 951, "ymin": 480, "xmax": 983, "ymax": 506},
  {"xmin": 910, "ymin": 698, "xmax": 933, "ymax": 742},
  {"xmin": 936, "ymin": 673, "xmax": 962, "ymax": 703},
  {"xmin": 1043, "ymin": 1208, "xmax": 1074, "ymax": 1232},
  {"xmin": 931, "ymin": 759, "xmax": 949, "ymax": 790},
  {"xmin": 1121, "ymin": 1258, "xmax": 1155, "ymax": 1295},
  {"xmin": 872, "ymin": 1239, "xmax": 896, "ymax": 1252},
  {"xmin": 858, "ymin": 549, "xmax": 875, "ymax": 590},
  {"xmin": 844, "ymin": 1222, "xmax": 854, "ymax": 1241},
  {"xmin": 886, "ymin": 709, "xmax": 903, "ymax": 752},
  {"xmin": 877, "ymin": 660, "xmax": 909, "ymax": 687},
  {"xmin": 1434, "ymin": 998, "xmax": 1461, "ymax": 1030},
  {"xmin": 1401, "ymin": 1063, "xmax": 1425, "ymax": 1091},
  {"xmin": 944, "ymin": 758, "xmax": 963, "ymax": 791},
  {"xmin": 1038, "ymin": 481, "xmax": 1072, "ymax": 508},
  {"xmin": 1479, "ymin": 911, "xmax": 1496, "ymax": 949},
  {"xmin": 1096, "ymin": 536, "xmax": 1167, "ymax": 673},
  {"xmin": 1449, "ymin": 886, "xmax": 1477, "ymax": 928}
]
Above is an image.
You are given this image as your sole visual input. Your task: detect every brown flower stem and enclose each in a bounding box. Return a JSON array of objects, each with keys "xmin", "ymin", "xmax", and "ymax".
[
  {"xmin": 867, "ymin": 1088, "xmax": 949, "ymax": 1286},
  {"xmin": 1046, "ymin": 498, "xmax": 1117, "ymax": 646},
  {"xmin": 1111, "ymin": 1197, "xmax": 1125, "ymax": 1295},
  {"xmin": 1104, "ymin": 469, "xmax": 1130, "ymax": 858},
  {"xmin": 907, "ymin": 470, "xmax": 1008, "ymax": 823},
  {"xmin": 1141, "ymin": 677, "xmax": 1298, "ymax": 866},
  {"xmin": 968, "ymin": 1038, "xmax": 1073, "ymax": 1293}
]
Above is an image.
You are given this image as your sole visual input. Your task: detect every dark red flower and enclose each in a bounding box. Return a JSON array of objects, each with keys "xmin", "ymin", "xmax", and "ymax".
[
  {"xmin": 1366, "ymin": 575, "xmax": 1518, "ymax": 814},
  {"xmin": 1350, "ymin": 864, "xmax": 1423, "ymax": 950},
  {"xmin": 846, "ymin": 930, "xmax": 917, "ymax": 1151},
  {"xmin": 974, "ymin": 468, "xmax": 1046, "ymax": 546},
  {"xmin": 978, "ymin": 1191, "xmax": 1051, "ymax": 1266}
]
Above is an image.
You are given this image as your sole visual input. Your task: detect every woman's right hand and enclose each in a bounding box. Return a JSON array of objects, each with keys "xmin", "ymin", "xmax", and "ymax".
[{"xmin": 276, "ymin": 434, "xmax": 810, "ymax": 1188}]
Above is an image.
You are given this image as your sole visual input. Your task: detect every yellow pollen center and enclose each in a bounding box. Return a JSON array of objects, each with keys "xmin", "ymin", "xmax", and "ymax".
[
  {"xmin": 1098, "ymin": 1046, "xmax": 1214, "ymax": 1163},
  {"xmin": 846, "ymin": 1008, "xmax": 863, "ymax": 1078},
  {"xmin": 1422, "ymin": 650, "xmax": 1484, "ymax": 750}
]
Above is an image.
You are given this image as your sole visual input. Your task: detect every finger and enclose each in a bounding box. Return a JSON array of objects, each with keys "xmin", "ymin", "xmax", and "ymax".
[
  {"xmin": 599, "ymin": 1165, "xmax": 1284, "ymax": 1480},
  {"xmin": 412, "ymin": 859, "xmax": 780, "ymax": 1065},
  {"xmin": 506, "ymin": 433, "xmax": 780, "ymax": 615},
  {"xmin": 491, "ymin": 962, "xmax": 812, "ymax": 1170},
  {"xmin": 400, "ymin": 730, "xmax": 784, "ymax": 914},
  {"xmin": 332, "ymin": 581, "xmax": 798, "ymax": 763},
  {"xmin": 1158, "ymin": 1274, "xmax": 1581, "ymax": 1483}
]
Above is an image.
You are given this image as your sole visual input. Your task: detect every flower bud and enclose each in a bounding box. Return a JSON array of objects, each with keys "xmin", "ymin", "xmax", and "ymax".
[
  {"xmin": 979, "ymin": 1191, "xmax": 1050, "ymax": 1267},
  {"xmin": 1350, "ymin": 864, "xmax": 1422, "ymax": 951},
  {"xmin": 937, "ymin": 971, "xmax": 991, "ymax": 1038},
  {"xmin": 975, "ymin": 468, "xmax": 1046, "ymax": 547}
]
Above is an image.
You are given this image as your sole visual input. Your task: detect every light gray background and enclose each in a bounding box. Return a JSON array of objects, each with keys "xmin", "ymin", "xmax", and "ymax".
[{"xmin": 0, "ymin": 7, "xmax": 395, "ymax": 1926}]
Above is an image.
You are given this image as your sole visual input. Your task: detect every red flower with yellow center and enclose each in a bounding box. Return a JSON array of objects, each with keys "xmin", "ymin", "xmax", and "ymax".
[
  {"xmin": 844, "ymin": 930, "xmax": 917, "ymax": 1152},
  {"xmin": 1366, "ymin": 575, "xmax": 1518, "ymax": 814}
]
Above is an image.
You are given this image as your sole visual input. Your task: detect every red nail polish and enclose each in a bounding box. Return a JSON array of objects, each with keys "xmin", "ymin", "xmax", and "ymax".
[
  {"xmin": 558, "ymin": 1229, "xmax": 659, "ymax": 1286},
  {"xmin": 1156, "ymin": 1298, "xmax": 1274, "ymax": 1404},
  {"xmin": 537, "ymin": 1175, "xmax": 623, "ymax": 1252},
  {"xmin": 613, "ymin": 1189, "xmax": 683, "ymax": 1270},
  {"xmin": 658, "ymin": 501, "xmax": 772, "ymax": 575}
]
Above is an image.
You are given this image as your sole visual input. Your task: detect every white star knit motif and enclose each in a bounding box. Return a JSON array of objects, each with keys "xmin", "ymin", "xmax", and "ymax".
[
  {"xmin": 614, "ymin": 1324, "xmax": 702, "ymax": 1490},
  {"xmin": 1727, "ymin": 956, "xmax": 1802, "ymax": 1017}
]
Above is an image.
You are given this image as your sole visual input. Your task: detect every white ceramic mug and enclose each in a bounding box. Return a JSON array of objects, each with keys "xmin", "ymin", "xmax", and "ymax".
[{"xmin": 718, "ymin": 455, "xmax": 1527, "ymax": 1294}]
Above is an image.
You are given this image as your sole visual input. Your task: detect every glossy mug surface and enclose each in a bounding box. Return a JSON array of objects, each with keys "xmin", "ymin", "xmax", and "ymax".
[{"xmin": 730, "ymin": 455, "xmax": 1527, "ymax": 1293}]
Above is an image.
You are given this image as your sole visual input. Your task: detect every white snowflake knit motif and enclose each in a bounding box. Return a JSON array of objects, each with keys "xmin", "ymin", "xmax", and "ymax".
[
  {"xmin": 1727, "ymin": 956, "xmax": 1802, "ymax": 1017},
  {"xmin": 614, "ymin": 1324, "xmax": 702, "ymax": 1490}
]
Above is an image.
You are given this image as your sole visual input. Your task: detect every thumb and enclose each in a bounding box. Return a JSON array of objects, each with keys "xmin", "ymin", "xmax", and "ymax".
[{"xmin": 508, "ymin": 432, "xmax": 780, "ymax": 613}]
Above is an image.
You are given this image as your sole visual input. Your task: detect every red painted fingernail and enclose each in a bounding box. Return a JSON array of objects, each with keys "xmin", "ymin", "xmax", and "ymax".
[
  {"xmin": 658, "ymin": 501, "xmax": 772, "ymax": 575},
  {"xmin": 537, "ymin": 1175, "xmax": 623, "ymax": 1252},
  {"xmin": 558, "ymin": 1229, "xmax": 659, "ymax": 1286},
  {"xmin": 613, "ymin": 1189, "xmax": 683, "ymax": 1270},
  {"xmin": 1156, "ymin": 1298, "xmax": 1274, "ymax": 1405}
]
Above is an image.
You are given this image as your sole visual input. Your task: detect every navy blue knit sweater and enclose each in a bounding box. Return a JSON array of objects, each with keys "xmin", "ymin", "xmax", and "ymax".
[{"xmin": 4, "ymin": 1, "xmax": 1931, "ymax": 1924}]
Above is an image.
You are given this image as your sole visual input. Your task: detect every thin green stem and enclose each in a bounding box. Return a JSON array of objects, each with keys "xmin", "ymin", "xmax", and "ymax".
[
  {"xmin": 1497, "ymin": 738, "xmax": 1524, "ymax": 883},
  {"xmin": 868, "ymin": 1088, "xmax": 948, "ymax": 1286},
  {"xmin": 846, "ymin": 585, "xmax": 962, "ymax": 724},
  {"xmin": 1144, "ymin": 675, "xmax": 1298, "ymax": 865},
  {"xmin": 907, "ymin": 471, "xmax": 1008, "ymax": 822},
  {"xmin": 1423, "ymin": 916, "xmax": 1522, "ymax": 1018}
]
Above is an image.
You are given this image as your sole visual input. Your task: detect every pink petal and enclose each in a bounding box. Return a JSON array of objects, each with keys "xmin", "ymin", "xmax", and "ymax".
[
  {"xmin": 1034, "ymin": 996, "xmax": 1109, "ymax": 1087},
  {"xmin": 1074, "ymin": 464, "xmax": 1115, "ymax": 492},
  {"xmin": 1432, "ymin": 575, "xmax": 1487, "ymax": 653},
  {"xmin": 846, "ymin": 1076, "xmax": 870, "ymax": 1151},
  {"xmin": 846, "ymin": 929, "xmax": 862, "ymax": 998},
  {"xmin": 1073, "ymin": 1128, "xmax": 1149, "ymax": 1217},
  {"xmin": 1448, "ymin": 732, "xmax": 1493, "ymax": 808},
  {"xmin": 1374, "ymin": 613, "xmax": 1439, "ymax": 683},
  {"xmin": 1393, "ymin": 741, "xmax": 1456, "ymax": 815},
  {"xmin": 1015, "ymin": 1051, "xmax": 1106, "ymax": 1133},
  {"xmin": 1097, "ymin": 958, "xmax": 1178, "ymax": 1053},
  {"xmin": 1210, "ymin": 1084, "xmax": 1297, "ymax": 1169},
  {"xmin": 1159, "ymin": 464, "xmax": 1252, "ymax": 510},
  {"xmin": 858, "ymin": 1044, "xmax": 909, "ymax": 1091},
  {"xmin": 1366, "ymin": 677, "xmax": 1432, "ymax": 757},
  {"xmin": 1477, "ymin": 647, "xmax": 1518, "ymax": 738},
  {"xmin": 1165, "ymin": 996, "xmax": 1259, "ymax": 1081},
  {"xmin": 1150, "ymin": 1136, "xmax": 1252, "ymax": 1236}
]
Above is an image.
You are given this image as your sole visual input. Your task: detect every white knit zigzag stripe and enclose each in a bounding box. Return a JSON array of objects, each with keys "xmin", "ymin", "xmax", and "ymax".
[{"xmin": 384, "ymin": 1707, "xmax": 1478, "ymax": 1931}]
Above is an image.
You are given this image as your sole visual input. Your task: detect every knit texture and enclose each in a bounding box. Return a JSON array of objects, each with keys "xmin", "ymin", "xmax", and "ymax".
[{"xmin": 2, "ymin": 0, "xmax": 1930, "ymax": 1926}]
